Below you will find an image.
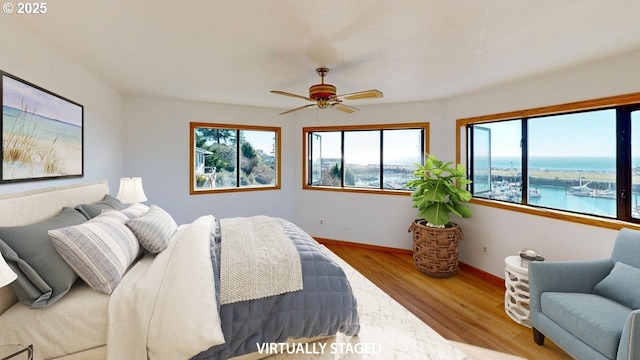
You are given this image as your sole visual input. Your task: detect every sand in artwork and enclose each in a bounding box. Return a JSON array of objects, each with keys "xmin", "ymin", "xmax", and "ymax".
[{"xmin": 2, "ymin": 104, "xmax": 82, "ymax": 180}]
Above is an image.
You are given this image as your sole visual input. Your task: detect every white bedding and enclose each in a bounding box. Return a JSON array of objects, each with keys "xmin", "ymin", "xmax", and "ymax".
[
  {"xmin": 219, "ymin": 216, "xmax": 303, "ymax": 305},
  {"xmin": 0, "ymin": 181, "xmax": 109, "ymax": 315},
  {"xmin": 0, "ymin": 282, "xmax": 109, "ymax": 360},
  {"xmin": 107, "ymin": 215, "xmax": 225, "ymax": 360},
  {"xmin": 0, "ymin": 181, "xmax": 322, "ymax": 360},
  {"xmin": 0, "ymin": 182, "xmax": 228, "ymax": 359}
]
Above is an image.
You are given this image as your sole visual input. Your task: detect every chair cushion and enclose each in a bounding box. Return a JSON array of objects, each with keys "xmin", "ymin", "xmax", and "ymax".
[
  {"xmin": 541, "ymin": 292, "xmax": 631, "ymax": 359},
  {"xmin": 611, "ymin": 228, "xmax": 640, "ymax": 269},
  {"xmin": 593, "ymin": 262, "xmax": 640, "ymax": 309}
]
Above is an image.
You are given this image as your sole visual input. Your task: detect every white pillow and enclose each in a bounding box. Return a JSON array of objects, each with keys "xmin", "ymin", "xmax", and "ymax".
[
  {"xmin": 120, "ymin": 203, "xmax": 150, "ymax": 219},
  {"xmin": 126, "ymin": 205, "xmax": 178, "ymax": 253},
  {"xmin": 49, "ymin": 211, "xmax": 140, "ymax": 294}
]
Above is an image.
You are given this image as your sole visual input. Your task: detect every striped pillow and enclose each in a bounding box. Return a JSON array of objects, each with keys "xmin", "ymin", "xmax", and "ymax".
[
  {"xmin": 48, "ymin": 211, "xmax": 140, "ymax": 294},
  {"xmin": 126, "ymin": 205, "xmax": 177, "ymax": 253},
  {"xmin": 120, "ymin": 203, "xmax": 150, "ymax": 219}
]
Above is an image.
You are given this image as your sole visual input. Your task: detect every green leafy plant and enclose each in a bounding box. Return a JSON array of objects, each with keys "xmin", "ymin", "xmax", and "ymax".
[{"xmin": 406, "ymin": 154, "xmax": 473, "ymax": 227}]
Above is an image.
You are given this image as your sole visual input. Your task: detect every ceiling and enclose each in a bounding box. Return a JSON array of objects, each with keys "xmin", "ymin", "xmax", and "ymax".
[{"xmin": 10, "ymin": 0, "xmax": 640, "ymax": 111}]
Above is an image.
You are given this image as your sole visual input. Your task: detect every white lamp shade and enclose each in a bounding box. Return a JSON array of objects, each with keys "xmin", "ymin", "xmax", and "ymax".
[
  {"xmin": 116, "ymin": 177, "xmax": 148, "ymax": 204},
  {"xmin": 0, "ymin": 256, "xmax": 17, "ymax": 288}
]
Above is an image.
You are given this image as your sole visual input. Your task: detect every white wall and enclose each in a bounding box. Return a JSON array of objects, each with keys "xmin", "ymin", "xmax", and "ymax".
[
  {"xmin": 123, "ymin": 96, "xmax": 295, "ymax": 225},
  {"xmin": 0, "ymin": 18, "xmax": 125, "ymax": 195},
  {"xmin": 118, "ymin": 47, "xmax": 640, "ymax": 278},
  {"xmin": 291, "ymin": 101, "xmax": 444, "ymax": 249},
  {"xmin": 123, "ymin": 96, "xmax": 442, "ymax": 249},
  {"xmin": 290, "ymin": 49, "xmax": 640, "ymax": 278},
  {"xmin": 448, "ymin": 49, "xmax": 640, "ymax": 277},
  {"xmin": 10, "ymin": 10, "xmax": 639, "ymax": 278}
]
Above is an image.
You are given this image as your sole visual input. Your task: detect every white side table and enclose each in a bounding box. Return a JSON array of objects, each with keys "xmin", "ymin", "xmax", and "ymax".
[{"xmin": 504, "ymin": 256, "xmax": 531, "ymax": 327}]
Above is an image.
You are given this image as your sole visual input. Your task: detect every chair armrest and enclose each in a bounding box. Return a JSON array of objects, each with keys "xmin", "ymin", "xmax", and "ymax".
[
  {"xmin": 618, "ymin": 310, "xmax": 640, "ymax": 360},
  {"xmin": 529, "ymin": 259, "xmax": 613, "ymax": 313}
]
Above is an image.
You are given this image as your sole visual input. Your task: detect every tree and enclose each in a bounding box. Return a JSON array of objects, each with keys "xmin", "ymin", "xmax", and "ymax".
[
  {"xmin": 208, "ymin": 145, "xmax": 235, "ymax": 172},
  {"xmin": 240, "ymin": 142, "xmax": 259, "ymax": 175},
  {"xmin": 331, "ymin": 163, "xmax": 341, "ymax": 178},
  {"xmin": 344, "ymin": 167, "xmax": 356, "ymax": 185},
  {"xmin": 323, "ymin": 163, "xmax": 355, "ymax": 186}
]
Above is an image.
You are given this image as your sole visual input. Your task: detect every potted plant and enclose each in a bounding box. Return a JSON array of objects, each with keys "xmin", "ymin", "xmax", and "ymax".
[{"xmin": 406, "ymin": 154, "xmax": 472, "ymax": 277}]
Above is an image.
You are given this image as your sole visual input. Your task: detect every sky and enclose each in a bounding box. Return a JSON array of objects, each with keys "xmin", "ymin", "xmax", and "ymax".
[
  {"xmin": 3, "ymin": 75, "xmax": 82, "ymax": 127},
  {"xmin": 243, "ymin": 130, "xmax": 275, "ymax": 154},
  {"xmin": 312, "ymin": 129, "xmax": 422, "ymax": 165},
  {"xmin": 476, "ymin": 109, "xmax": 640, "ymax": 158}
]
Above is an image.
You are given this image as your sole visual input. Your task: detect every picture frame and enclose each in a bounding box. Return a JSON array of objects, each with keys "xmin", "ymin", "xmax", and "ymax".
[{"xmin": 1, "ymin": 71, "xmax": 83, "ymax": 183}]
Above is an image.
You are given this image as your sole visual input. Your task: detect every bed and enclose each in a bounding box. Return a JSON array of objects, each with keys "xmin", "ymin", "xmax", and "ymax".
[{"xmin": 0, "ymin": 181, "xmax": 360, "ymax": 360}]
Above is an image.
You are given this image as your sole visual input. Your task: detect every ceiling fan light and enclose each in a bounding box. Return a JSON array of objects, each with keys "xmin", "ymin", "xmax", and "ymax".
[
  {"xmin": 271, "ymin": 67, "xmax": 382, "ymax": 115},
  {"xmin": 317, "ymin": 99, "xmax": 330, "ymax": 109},
  {"xmin": 309, "ymin": 84, "xmax": 336, "ymax": 100}
]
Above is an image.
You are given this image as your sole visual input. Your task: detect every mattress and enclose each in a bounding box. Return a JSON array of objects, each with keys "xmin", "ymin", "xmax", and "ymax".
[{"xmin": 0, "ymin": 281, "xmax": 109, "ymax": 360}]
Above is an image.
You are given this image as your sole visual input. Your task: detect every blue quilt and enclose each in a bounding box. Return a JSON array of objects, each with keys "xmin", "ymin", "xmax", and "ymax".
[{"xmin": 192, "ymin": 218, "xmax": 360, "ymax": 359}]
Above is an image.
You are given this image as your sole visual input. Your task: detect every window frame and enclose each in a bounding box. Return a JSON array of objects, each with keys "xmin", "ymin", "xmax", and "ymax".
[
  {"xmin": 302, "ymin": 122, "xmax": 429, "ymax": 196},
  {"xmin": 190, "ymin": 122, "xmax": 281, "ymax": 195},
  {"xmin": 456, "ymin": 92, "xmax": 640, "ymax": 231}
]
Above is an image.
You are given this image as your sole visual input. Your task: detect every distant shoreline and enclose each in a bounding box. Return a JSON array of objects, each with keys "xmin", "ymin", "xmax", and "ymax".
[{"xmin": 490, "ymin": 168, "xmax": 640, "ymax": 183}]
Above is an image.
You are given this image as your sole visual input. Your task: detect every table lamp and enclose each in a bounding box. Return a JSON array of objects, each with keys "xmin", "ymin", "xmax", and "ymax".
[
  {"xmin": 116, "ymin": 177, "xmax": 148, "ymax": 204},
  {"xmin": 0, "ymin": 255, "xmax": 17, "ymax": 288}
]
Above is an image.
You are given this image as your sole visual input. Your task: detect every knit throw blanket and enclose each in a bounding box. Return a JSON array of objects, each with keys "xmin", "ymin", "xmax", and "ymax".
[{"xmin": 219, "ymin": 216, "xmax": 303, "ymax": 305}]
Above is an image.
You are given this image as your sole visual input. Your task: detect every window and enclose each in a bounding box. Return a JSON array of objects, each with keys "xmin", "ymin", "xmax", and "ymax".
[
  {"xmin": 190, "ymin": 122, "xmax": 280, "ymax": 194},
  {"xmin": 457, "ymin": 92, "xmax": 640, "ymax": 229},
  {"xmin": 633, "ymin": 110, "xmax": 640, "ymax": 219},
  {"xmin": 469, "ymin": 120, "xmax": 522, "ymax": 202},
  {"xmin": 303, "ymin": 123, "xmax": 428, "ymax": 194}
]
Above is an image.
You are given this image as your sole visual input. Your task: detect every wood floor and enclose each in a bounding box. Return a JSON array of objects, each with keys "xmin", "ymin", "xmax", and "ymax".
[{"xmin": 324, "ymin": 242, "xmax": 571, "ymax": 360}]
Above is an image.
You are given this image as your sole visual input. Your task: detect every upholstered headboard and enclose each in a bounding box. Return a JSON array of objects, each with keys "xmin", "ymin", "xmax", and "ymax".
[{"xmin": 0, "ymin": 180, "xmax": 110, "ymax": 314}]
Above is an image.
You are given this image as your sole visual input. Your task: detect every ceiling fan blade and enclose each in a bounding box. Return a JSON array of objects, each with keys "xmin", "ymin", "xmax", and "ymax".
[
  {"xmin": 331, "ymin": 103, "xmax": 359, "ymax": 114},
  {"xmin": 271, "ymin": 90, "xmax": 313, "ymax": 102},
  {"xmin": 279, "ymin": 103, "xmax": 317, "ymax": 115},
  {"xmin": 338, "ymin": 89, "xmax": 383, "ymax": 100}
]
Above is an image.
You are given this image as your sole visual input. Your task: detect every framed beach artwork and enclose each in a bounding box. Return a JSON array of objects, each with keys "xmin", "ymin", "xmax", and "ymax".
[{"xmin": 1, "ymin": 71, "xmax": 83, "ymax": 183}]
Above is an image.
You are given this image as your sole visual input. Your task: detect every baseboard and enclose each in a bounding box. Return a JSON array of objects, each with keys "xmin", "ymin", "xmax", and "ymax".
[
  {"xmin": 315, "ymin": 237, "xmax": 505, "ymax": 288},
  {"xmin": 458, "ymin": 262, "xmax": 505, "ymax": 288},
  {"xmin": 314, "ymin": 237, "xmax": 413, "ymax": 255}
]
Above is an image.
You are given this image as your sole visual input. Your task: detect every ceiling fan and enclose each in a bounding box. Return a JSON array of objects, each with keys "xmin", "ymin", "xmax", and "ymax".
[{"xmin": 271, "ymin": 67, "xmax": 383, "ymax": 115}]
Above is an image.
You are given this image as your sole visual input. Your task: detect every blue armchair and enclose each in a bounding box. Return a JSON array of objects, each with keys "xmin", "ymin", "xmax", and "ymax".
[{"xmin": 529, "ymin": 228, "xmax": 640, "ymax": 360}]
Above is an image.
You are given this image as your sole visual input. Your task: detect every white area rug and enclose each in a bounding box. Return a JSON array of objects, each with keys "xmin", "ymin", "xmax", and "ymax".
[
  {"xmin": 262, "ymin": 247, "xmax": 526, "ymax": 360},
  {"xmin": 262, "ymin": 247, "xmax": 467, "ymax": 360}
]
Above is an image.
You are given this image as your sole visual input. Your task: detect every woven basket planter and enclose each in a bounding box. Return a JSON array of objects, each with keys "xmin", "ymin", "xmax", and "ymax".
[{"xmin": 408, "ymin": 219, "xmax": 463, "ymax": 278}]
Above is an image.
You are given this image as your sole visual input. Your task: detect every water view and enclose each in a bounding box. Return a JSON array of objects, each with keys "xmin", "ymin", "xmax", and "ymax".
[
  {"xmin": 2, "ymin": 105, "xmax": 82, "ymax": 180},
  {"xmin": 473, "ymin": 156, "xmax": 640, "ymax": 218}
]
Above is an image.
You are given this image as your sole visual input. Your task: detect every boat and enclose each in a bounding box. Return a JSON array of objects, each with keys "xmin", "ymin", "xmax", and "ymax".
[
  {"xmin": 594, "ymin": 189, "xmax": 616, "ymax": 199},
  {"xmin": 567, "ymin": 177, "xmax": 617, "ymax": 199},
  {"xmin": 480, "ymin": 181, "xmax": 542, "ymax": 201},
  {"xmin": 567, "ymin": 176, "xmax": 593, "ymax": 197},
  {"xmin": 529, "ymin": 188, "xmax": 542, "ymax": 198},
  {"xmin": 594, "ymin": 183, "xmax": 616, "ymax": 199}
]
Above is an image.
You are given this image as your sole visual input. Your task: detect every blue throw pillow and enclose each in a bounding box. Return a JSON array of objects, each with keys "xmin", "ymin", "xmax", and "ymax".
[
  {"xmin": 593, "ymin": 262, "xmax": 640, "ymax": 309},
  {"xmin": 0, "ymin": 207, "xmax": 87, "ymax": 308},
  {"xmin": 75, "ymin": 194, "xmax": 124, "ymax": 219}
]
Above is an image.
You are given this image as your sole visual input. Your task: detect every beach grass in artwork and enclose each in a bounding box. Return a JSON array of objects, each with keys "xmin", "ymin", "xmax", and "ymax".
[{"xmin": 2, "ymin": 73, "xmax": 82, "ymax": 181}]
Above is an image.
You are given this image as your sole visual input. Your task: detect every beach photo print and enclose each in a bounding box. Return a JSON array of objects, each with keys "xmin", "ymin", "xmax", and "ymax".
[{"xmin": 1, "ymin": 71, "xmax": 83, "ymax": 183}]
